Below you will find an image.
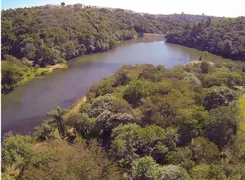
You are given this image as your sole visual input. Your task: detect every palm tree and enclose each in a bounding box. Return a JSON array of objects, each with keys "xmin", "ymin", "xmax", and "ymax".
[
  {"xmin": 48, "ymin": 107, "xmax": 67, "ymax": 139},
  {"xmin": 34, "ymin": 119, "xmax": 55, "ymax": 141}
]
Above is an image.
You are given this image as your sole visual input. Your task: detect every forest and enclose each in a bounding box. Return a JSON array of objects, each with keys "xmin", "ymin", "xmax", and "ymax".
[
  {"xmin": 1, "ymin": 5, "xmax": 216, "ymax": 94},
  {"xmin": 1, "ymin": 6, "xmax": 200, "ymax": 65},
  {"xmin": 2, "ymin": 5, "xmax": 245, "ymax": 179},
  {"xmin": 166, "ymin": 17, "xmax": 245, "ymax": 61},
  {"xmin": 2, "ymin": 60, "xmax": 245, "ymax": 179}
]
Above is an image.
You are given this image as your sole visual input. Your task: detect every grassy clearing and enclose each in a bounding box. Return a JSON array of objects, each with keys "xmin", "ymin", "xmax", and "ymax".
[{"xmin": 239, "ymin": 93, "xmax": 245, "ymax": 131}]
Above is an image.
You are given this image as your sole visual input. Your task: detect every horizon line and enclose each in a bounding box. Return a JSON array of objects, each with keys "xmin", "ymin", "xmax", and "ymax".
[{"xmin": 2, "ymin": 2, "xmax": 244, "ymax": 18}]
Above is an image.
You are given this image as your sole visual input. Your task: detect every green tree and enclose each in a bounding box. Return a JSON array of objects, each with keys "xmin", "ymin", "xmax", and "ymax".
[
  {"xmin": 113, "ymin": 70, "xmax": 132, "ymax": 87},
  {"xmin": 204, "ymin": 86, "xmax": 237, "ymax": 110},
  {"xmin": 190, "ymin": 164, "xmax": 226, "ymax": 180},
  {"xmin": 61, "ymin": 2, "xmax": 65, "ymax": 7},
  {"xmin": 206, "ymin": 103, "xmax": 239, "ymax": 149},
  {"xmin": 132, "ymin": 156, "xmax": 163, "ymax": 180},
  {"xmin": 48, "ymin": 107, "xmax": 67, "ymax": 139},
  {"xmin": 33, "ymin": 119, "xmax": 55, "ymax": 141},
  {"xmin": 166, "ymin": 147, "xmax": 195, "ymax": 171},
  {"xmin": 161, "ymin": 165, "xmax": 190, "ymax": 180},
  {"xmin": 66, "ymin": 113, "xmax": 96, "ymax": 139},
  {"xmin": 178, "ymin": 106, "xmax": 209, "ymax": 144},
  {"xmin": 190, "ymin": 137, "xmax": 221, "ymax": 164},
  {"xmin": 2, "ymin": 135, "xmax": 53, "ymax": 179},
  {"xmin": 200, "ymin": 61, "xmax": 211, "ymax": 73},
  {"xmin": 2, "ymin": 135, "xmax": 33, "ymax": 178},
  {"xmin": 123, "ymin": 79, "xmax": 154, "ymax": 106},
  {"xmin": 110, "ymin": 123, "xmax": 178, "ymax": 168},
  {"xmin": 1, "ymin": 55, "xmax": 27, "ymax": 93}
]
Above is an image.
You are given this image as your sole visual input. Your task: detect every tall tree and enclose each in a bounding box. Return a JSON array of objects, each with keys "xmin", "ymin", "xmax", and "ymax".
[{"xmin": 48, "ymin": 107, "xmax": 67, "ymax": 139}]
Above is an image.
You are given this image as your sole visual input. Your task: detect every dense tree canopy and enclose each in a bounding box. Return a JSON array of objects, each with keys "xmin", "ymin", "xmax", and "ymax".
[
  {"xmin": 1, "ymin": 5, "xmax": 216, "ymax": 67},
  {"xmin": 166, "ymin": 17, "xmax": 245, "ymax": 61},
  {"xmin": 2, "ymin": 4, "xmax": 245, "ymax": 180},
  {"xmin": 2, "ymin": 62, "xmax": 245, "ymax": 179}
]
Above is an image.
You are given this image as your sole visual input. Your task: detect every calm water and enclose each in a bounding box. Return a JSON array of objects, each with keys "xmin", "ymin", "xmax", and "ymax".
[{"xmin": 1, "ymin": 39, "xmax": 232, "ymax": 135}]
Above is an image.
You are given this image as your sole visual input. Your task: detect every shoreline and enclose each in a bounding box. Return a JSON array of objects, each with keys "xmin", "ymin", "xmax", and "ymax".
[
  {"xmin": 3, "ymin": 36, "xmax": 161, "ymax": 95},
  {"xmin": 188, "ymin": 60, "xmax": 215, "ymax": 65},
  {"xmin": 63, "ymin": 96, "xmax": 87, "ymax": 120},
  {"xmin": 2, "ymin": 62, "xmax": 69, "ymax": 95},
  {"xmin": 46, "ymin": 62, "xmax": 68, "ymax": 71}
]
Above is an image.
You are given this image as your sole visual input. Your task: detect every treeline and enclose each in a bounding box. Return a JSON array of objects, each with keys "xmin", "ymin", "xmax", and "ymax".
[
  {"xmin": 1, "ymin": 6, "xmax": 213, "ymax": 94},
  {"xmin": 166, "ymin": 16, "xmax": 245, "ymax": 61},
  {"xmin": 1, "ymin": 6, "xmax": 214, "ymax": 67},
  {"xmin": 2, "ymin": 62, "xmax": 245, "ymax": 179}
]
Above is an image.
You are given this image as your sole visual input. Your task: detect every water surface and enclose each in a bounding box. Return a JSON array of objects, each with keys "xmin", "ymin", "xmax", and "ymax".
[{"xmin": 2, "ymin": 38, "xmax": 233, "ymax": 135}]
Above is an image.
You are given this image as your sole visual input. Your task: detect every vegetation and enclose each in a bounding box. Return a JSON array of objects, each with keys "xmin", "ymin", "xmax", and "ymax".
[
  {"xmin": 166, "ymin": 16, "xmax": 245, "ymax": 61},
  {"xmin": 1, "ymin": 5, "xmax": 219, "ymax": 94},
  {"xmin": 2, "ymin": 5, "xmax": 216, "ymax": 66},
  {"xmin": 2, "ymin": 4, "xmax": 245, "ymax": 180},
  {"xmin": 1, "ymin": 55, "xmax": 53, "ymax": 94},
  {"xmin": 2, "ymin": 62, "xmax": 245, "ymax": 179}
]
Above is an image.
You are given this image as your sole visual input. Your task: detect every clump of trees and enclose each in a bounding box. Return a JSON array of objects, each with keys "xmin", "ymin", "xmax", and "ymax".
[
  {"xmin": 2, "ymin": 63, "xmax": 245, "ymax": 179},
  {"xmin": 1, "ymin": 55, "xmax": 52, "ymax": 94}
]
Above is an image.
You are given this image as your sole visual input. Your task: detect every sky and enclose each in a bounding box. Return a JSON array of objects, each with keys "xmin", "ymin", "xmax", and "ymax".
[{"xmin": 1, "ymin": 0, "xmax": 245, "ymax": 17}]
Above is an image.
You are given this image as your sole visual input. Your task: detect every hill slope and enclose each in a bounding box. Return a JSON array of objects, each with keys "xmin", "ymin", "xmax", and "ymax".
[{"xmin": 166, "ymin": 17, "xmax": 245, "ymax": 61}]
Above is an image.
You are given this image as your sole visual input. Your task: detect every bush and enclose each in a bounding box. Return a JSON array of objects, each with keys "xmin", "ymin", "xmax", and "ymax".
[
  {"xmin": 204, "ymin": 86, "xmax": 237, "ymax": 110},
  {"xmin": 161, "ymin": 165, "xmax": 190, "ymax": 180},
  {"xmin": 190, "ymin": 164, "xmax": 226, "ymax": 180},
  {"xmin": 206, "ymin": 103, "xmax": 239, "ymax": 149},
  {"xmin": 132, "ymin": 156, "xmax": 163, "ymax": 180},
  {"xmin": 123, "ymin": 79, "xmax": 154, "ymax": 106}
]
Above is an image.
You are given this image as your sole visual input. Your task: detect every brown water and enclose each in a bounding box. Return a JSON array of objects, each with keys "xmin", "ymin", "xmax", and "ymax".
[{"xmin": 1, "ymin": 38, "xmax": 233, "ymax": 135}]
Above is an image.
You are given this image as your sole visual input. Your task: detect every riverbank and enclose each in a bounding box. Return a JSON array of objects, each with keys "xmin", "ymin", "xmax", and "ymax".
[
  {"xmin": 143, "ymin": 33, "xmax": 165, "ymax": 39},
  {"xmin": 20, "ymin": 62, "xmax": 68, "ymax": 85},
  {"xmin": 47, "ymin": 62, "xmax": 68, "ymax": 71},
  {"xmin": 2, "ymin": 62, "xmax": 68, "ymax": 95},
  {"xmin": 3, "ymin": 39, "xmax": 237, "ymax": 136},
  {"xmin": 188, "ymin": 60, "xmax": 215, "ymax": 65},
  {"xmin": 64, "ymin": 96, "xmax": 87, "ymax": 120}
]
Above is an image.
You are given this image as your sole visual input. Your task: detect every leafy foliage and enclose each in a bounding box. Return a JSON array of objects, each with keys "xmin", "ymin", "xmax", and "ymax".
[
  {"xmin": 2, "ymin": 5, "xmax": 209, "ymax": 68},
  {"xmin": 2, "ymin": 63, "xmax": 245, "ymax": 179},
  {"xmin": 166, "ymin": 17, "xmax": 245, "ymax": 61}
]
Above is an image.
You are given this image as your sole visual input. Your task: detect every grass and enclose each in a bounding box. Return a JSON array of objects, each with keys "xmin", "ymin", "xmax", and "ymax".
[
  {"xmin": 19, "ymin": 62, "xmax": 68, "ymax": 85},
  {"xmin": 239, "ymin": 93, "xmax": 245, "ymax": 131},
  {"xmin": 19, "ymin": 68, "xmax": 52, "ymax": 85}
]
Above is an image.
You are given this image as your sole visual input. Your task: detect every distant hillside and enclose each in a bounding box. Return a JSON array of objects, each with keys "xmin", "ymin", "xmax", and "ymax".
[
  {"xmin": 1, "ymin": 5, "xmax": 212, "ymax": 67},
  {"xmin": 164, "ymin": 13, "xmax": 222, "ymax": 23},
  {"xmin": 166, "ymin": 16, "xmax": 245, "ymax": 61}
]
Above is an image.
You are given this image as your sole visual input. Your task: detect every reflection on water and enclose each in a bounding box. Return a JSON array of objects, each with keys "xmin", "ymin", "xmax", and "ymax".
[{"xmin": 1, "ymin": 38, "xmax": 234, "ymax": 135}]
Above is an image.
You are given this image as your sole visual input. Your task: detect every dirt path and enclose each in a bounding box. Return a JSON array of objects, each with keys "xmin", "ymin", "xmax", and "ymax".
[
  {"xmin": 47, "ymin": 63, "xmax": 68, "ymax": 71},
  {"xmin": 188, "ymin": 60, "xmax": 215, "ymax": 65},
  {"xmin": 63, "ymin": 96, "xmax": 87, "ymax": 120}
]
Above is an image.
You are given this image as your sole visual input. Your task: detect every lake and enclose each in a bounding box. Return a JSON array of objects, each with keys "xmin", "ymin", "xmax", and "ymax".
[{"xmin": 1, "ymin": 38, "xmax": 232, "ymax": 136}]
